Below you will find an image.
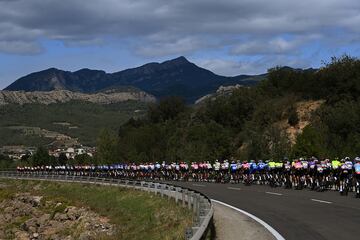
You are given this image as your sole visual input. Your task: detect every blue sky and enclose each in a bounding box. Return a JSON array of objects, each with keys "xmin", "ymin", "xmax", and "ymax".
[{"xmin": 0, "ymin": 0, "xmax": 359, "ymax": 89}]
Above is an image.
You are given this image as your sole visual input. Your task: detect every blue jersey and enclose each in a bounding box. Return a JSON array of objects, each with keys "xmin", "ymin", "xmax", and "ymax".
[
  {"xmin": 258, "ymin": 163, "xmax": 268, "ymax": 171},
  {"xmin": 354, "ymin": 163, "xmax": 360, "ymax": 174},
  {"xmin": 230, "ymin": 163, "xmax": 237, "ymax": 172},
  {"xmin": 250, "ymin": 163, "xmax": 258, "ymax": 173}
]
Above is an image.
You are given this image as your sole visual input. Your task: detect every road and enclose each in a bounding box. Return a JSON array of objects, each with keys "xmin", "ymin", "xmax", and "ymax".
[{"xmin": 170, "ymin": 182, "xmax": 360, "ymax": 240}]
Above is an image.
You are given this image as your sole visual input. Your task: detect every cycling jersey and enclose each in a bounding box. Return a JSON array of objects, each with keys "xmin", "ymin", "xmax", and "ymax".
[
  {"xmin": 250, "ymin": 162, "xmax": 257, "ymax": 173},
  {"xmin": 301, "ymin": 161, "xmax": 309, "ymax": 169},
  {"xmin": 258, "ymin": 163, "xmax": 268, "ymax": 171},
  {"xmin": 242, "ymin": 163, "xmax": 250, "ymax": 170},
  {"xmin": 332, "ymin": 160, "xmax": 341, "ymax": 170},
  {"xmin": 294, "ymin": 162, "xmax": 303, "ymax": 170},
  {"xmin": 275, "ymin": 162, "xmax": 283, "ymax": 168},
  {"xmin": 354, "ymin": 163, "xmax": 360, "ymax": 174},
  {"xmin": 268, "ymin": 161, "xmax": 276, "ymax": 169},
  {"xmin": 230, "ymin": 163, "xmax": 237, "ymax": 172}
]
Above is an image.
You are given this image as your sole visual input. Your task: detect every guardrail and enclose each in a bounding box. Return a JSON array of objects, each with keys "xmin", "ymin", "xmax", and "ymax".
[{"xmin": 0, "ymin": 171, "xmax": 214, "ymax": 240}]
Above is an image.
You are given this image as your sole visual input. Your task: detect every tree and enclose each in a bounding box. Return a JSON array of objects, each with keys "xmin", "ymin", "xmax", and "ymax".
[
  {"xmin": 31, "ymin": 146, "xmax": 51, "ymax": 166},
  {"xmin": 288, "ymin": 107, "xmax": 299, "ymax": 126},
  {"xmin": 148, "ymin": 96, "xmax": 186, "ymax": 123},
  {"xmin": 74, "ymin": 154, "xmax": 93, "ymax": 165},
  {"xmin": 96, "ymin": 129, "xmax": 119, "ymax": 164},
  {"xmin": 0, "ymin": 154, "xmax": 15, "ymax": 169},
  {"xmin": 58, "ymin": 152, "xmax": 68, "ymax": 165}
]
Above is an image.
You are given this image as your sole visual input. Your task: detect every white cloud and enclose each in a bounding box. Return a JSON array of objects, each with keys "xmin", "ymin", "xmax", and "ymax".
[
  {"xmin": 195, "ymin": 56, "xmax": 312, "ymax": 76},
  {"xmin": 136, "ymin": 36, "xmax": 210, "ymax": 57},
  {"xmin": 0, "ymin": 40, "xmax": 43, "ymax": 54},
  {"xmin": 0, "ymin": 0, "xmax": 358, "ymax": 67}
]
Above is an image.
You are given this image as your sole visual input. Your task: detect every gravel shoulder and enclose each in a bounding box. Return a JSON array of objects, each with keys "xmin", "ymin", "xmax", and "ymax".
[{"xmin": 213, "ymin": 201, "xmax": 276, "ymax": 240}]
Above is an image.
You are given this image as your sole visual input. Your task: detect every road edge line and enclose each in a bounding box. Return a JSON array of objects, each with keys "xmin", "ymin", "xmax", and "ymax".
[{"xmin": 211, "ymin": 199, "xmax": 286, "ymax": 240}]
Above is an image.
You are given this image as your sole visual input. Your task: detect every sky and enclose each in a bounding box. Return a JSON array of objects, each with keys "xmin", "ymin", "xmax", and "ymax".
[{"xmin": 0, "ymin": 0, "xmax": 359, "ymax": 89}]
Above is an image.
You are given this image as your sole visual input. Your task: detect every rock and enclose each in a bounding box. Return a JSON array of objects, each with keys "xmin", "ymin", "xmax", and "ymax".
[
  {"xmin": 78, "ymin": 231, "xmax": 92, "ymax": 240},
  {"xmin": 4, "ymin": 206, "xmax": 13, "ymax": 213},
  {"xmin": 31, "ymin": 196, "xmax": 43, "ymax": 207},
  {"xmin": 1, "ymin": 193, "xmax": 116, "ymax": 239},
  {"xmin": 14, "ymin": 231, "xmax": 30, "ymax": 240},
  {"xmin": 66, "ymin": 206, "xmax": 81, "ymax": 220},
  {"xmin": 54, "ymin": 213, "xmax": 68, "ymax": 221},
  {"xmin": 55, "ymin": 202, "xmax": 62, "ymax": 208},
  {"xmin": 0, "ymin": 90, "xmax": 156, "ymax": 105},
  {"xmin": 24, "ymin": 218, "xmax": 38, "ymax": 228},
  {"xmin": 38, "ymin": 214, "xmax": 50, "ymax": 226}
]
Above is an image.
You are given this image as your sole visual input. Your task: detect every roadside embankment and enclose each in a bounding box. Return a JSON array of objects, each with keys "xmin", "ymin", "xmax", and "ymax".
[{"xmin": 0, "ymin": 179, "xmax": 192, "ymax": 240}]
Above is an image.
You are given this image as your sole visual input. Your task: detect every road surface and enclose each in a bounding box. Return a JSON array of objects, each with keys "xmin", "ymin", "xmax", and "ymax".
[{"xmin": 170, "ymin": 182, "xmax": 360, "ymax": 240}]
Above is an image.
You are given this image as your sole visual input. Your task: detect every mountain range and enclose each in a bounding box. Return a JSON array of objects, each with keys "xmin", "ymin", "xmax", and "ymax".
[{"xmin": 4, "ymin": 56, "xmax": 266, "ymax": 103}]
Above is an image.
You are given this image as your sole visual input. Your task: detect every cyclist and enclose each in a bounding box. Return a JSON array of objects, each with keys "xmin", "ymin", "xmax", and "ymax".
[{"xmin": 354, "ymin": 157, "xmax": 360, "ymax": 198}]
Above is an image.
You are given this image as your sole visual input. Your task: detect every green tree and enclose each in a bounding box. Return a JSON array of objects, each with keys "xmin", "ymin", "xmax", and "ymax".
[
  {"xmin": 288, "ymin": 107, "xmax": 299, "ymax": 126},
  {"xmin": 58, "ymin": 152, "xmax": 68, "ymax": 165},
  {"xmin": 73, "ymin": 154, "xmax": 93, "ymax": 165},
  {"xmin": 31, "ymin": 146, "xmax": 51, "ymax": 166},
  {"xmin": 96, "ymin": 129, "xmax": 119, "ymax": 164}
]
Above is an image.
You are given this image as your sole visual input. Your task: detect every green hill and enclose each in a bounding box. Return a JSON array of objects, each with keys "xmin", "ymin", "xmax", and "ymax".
[
  {"xmin": 109, "ymin": 55, "xmax": 360, "ymax": 162},
  {"xmin": 0, "ymin": 101, "xmax": 147, "ymax": 147}
]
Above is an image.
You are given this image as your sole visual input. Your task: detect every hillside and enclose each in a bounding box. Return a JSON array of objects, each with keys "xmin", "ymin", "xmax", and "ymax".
[
  {"xmin": 0, "ymin": 89, "xmax": 156, "ymax": 105},
  {"xmin": 0, "ymin": 101, "xmax": 147, "ymax": 147},
  {"xmin": 5, "ymin": 57, "xmax": 264, "ymax": 102},
  {"xmin": 105, "ymin": 56, "xmax": 360, "ymax": 163}
]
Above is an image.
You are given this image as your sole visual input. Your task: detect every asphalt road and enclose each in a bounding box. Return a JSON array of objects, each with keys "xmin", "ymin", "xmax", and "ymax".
[{"xmin": 169, "ymin": 181, "xmax": 360, "ymax": 240}]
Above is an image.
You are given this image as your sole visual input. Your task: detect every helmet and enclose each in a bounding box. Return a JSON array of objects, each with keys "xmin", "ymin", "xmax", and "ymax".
[{"xmin": 355, "ymin": 157, "xmax": 360, "ymax": 162}]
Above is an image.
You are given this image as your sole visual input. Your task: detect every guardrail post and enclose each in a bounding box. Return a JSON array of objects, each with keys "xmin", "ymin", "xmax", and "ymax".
[
  {"xmin": 185, "ymin": 228, "xmax": 193, "ymax": 240},
  {"xmin": 168, "ymin": 186, "xmax": 171, "ymax": 200},
  {"xmin": 140, "ymin": 181, "xmax": 144, "ymax": 190},
  {"xmin": 195, "ymin": 194, "xmax": 200, "ymax": 227},
  {"xmin": 188, "ymin": 191, "xmax": 192, "ymax": 210},
  {"xmin": 155, "ymin": 183, "xmax": 158, "ymax": 195},
  {"xmin": 175, "ymin": 187, "xmax": 179, "ymax": 204},
  {"xmin": 192, "ymin": 193, "xmax": 196, "ymax": 213},
  {"xmin": 182, "ymin": 189, "xmax": 186, "ymax": 208},
  {"xmin": 160, "ymin": 184, "xmax": 164, "ymax": 198}
]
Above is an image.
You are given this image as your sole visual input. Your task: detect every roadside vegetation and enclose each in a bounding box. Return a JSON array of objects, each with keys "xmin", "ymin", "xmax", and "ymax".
[{"xmin": 0, "ymin": 179, "xmax": 192, "ymax": 240}]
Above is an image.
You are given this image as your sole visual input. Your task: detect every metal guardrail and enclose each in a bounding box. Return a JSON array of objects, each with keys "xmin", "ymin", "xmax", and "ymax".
[{"xmin": 0, "ymin": 171, "xmax": 214, "ymax": 240}]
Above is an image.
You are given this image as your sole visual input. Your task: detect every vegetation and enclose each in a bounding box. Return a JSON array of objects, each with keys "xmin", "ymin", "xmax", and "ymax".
[
  {"xmin": 0, "ymin": 154, "xmax": 16, "ymax": 169},
  {"xmin": 94, "ymin": 55, "xmax": 360, "ymax": 162},
  {"xmin": 0, "ymin": 100, "xmax": 147, "ymax": 146},
  {"xmin": 4, "ymin": 55, "xmax": 360, "ymax": 164},
  {"xmin": 0, "ymin": 179, "xmax": 192, "ymax": 240}
]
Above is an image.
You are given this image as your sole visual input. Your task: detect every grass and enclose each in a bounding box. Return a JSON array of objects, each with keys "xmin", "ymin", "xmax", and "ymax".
[{"xmin": 0, "ymin": 179, "xmax": 192, "ymax": 240}]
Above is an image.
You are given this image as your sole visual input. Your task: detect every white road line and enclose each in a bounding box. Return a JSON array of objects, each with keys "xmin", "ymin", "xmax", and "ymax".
[
  {"xmin": 311, "ymin": 199, "xmax": 332, "ymax": 204},
  {"xmin": 265, "ymin": 191, "xmax": 283, "ymax": 196},
  {"xmin": 211, "ymin": 199, "xmax": 286, "ymax": 240},
  {"xmin": 192, "ymin": 184, "xmax": 206, "ymax": 187},
  {"xmin": 227, "ymin": 187, "xmax": 241, "ymax": 191}
]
